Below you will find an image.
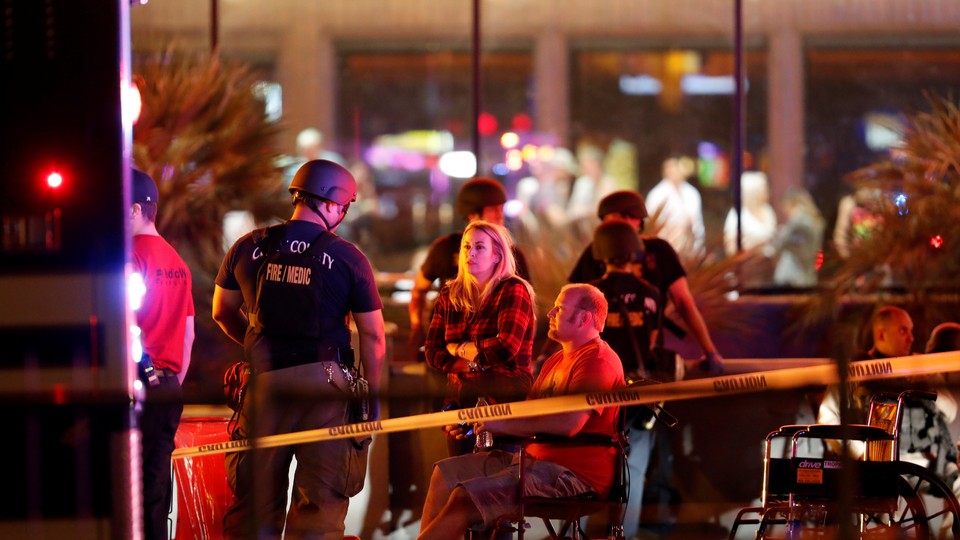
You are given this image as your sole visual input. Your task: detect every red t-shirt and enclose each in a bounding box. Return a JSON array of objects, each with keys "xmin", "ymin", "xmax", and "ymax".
[
  {"xmin": 526, "ymin": 338, "xmax": 625, "ymax": 495},
  {"xmin": 133, "ymin": 235, "xmax": 195, "ymax": 373}
]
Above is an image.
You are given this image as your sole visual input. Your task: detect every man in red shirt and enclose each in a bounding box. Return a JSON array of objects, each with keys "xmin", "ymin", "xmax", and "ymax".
[
  {"xmin": 417, "ymin": 283, "xmax": 624, "ymax": 539},
  {"xmin": 130, "ymin": 168, "xmax": 195, "ymax": 540}
]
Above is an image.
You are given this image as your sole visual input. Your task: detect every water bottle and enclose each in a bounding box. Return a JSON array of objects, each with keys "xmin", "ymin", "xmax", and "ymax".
[{"xmin": 474, "ymin": 396, "xmax": 493, "ymax": 451}]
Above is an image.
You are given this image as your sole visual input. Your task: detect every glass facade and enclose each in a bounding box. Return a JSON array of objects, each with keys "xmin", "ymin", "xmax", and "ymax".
[
  {"xmin": 805, "ymin": 45, "xmax": 960, "ymax": 242},
  {"xmin": 128, "ymin": 1, "xmax": 960, "ymax": 281},
  {"xmin": 126, "ymin": 3, "xmax": 960, "ymax": 538}
]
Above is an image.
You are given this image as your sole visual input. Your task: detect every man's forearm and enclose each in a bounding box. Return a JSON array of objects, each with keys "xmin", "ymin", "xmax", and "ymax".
[
  {"xmin": 359, "ymin": 336, "xmax": 385, "ymax": 394},
  {"xmin": 679, "ymin": 301, "xmax": 717, "ymax": 354},
  {"xmin": 217, "ymin": 314, "xmax": 247, "ymax": 345},
  {"xmin": 669, "ymin": 278, "xmax": 718, "ymax": 355},
  {"xmin": 355, "ymin": 311, "xmax": 387, "ymax": 393}
]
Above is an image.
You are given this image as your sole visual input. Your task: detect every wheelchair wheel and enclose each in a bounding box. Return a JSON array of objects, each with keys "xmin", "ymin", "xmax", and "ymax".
[{"xmin": 857, "ymin": 461, "xmax": 960, "ymax": 539}]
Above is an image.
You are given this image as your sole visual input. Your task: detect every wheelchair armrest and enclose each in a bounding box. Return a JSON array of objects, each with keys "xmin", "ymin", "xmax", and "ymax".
[
  {"xmin": 799, "ymin": 424, "xmax": 894, "ymax": 441},
  {"xmin": 874, "ymin": 389, "xmax": 938, "ymax": 404}
]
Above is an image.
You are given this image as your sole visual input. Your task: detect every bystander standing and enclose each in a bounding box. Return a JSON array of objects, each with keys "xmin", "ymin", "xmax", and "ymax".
[
  {"xmin": 212, "ymin": 159, "xmax": 385, "ymax": 539},
  {"xmin": 130, "ymin": 168, "xmax": 196, "ymax": 540}
]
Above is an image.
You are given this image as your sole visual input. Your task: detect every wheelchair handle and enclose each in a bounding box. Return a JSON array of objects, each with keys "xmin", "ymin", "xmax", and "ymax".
[{"xmin": 901, "ymin": 389, "xmax": 937, "ymax": 402}]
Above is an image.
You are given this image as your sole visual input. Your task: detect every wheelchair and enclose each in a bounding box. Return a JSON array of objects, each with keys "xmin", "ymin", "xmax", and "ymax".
[{"xmin": 729, "ymin": 389, "xmax": 960, "ymax": 539}]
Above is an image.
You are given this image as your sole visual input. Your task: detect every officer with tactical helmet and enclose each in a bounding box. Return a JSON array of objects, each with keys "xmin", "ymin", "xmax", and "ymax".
[
  {"xmin": 568, "ymin": 190, "xmax": 723, "ymax": 373},
  {"xmin": 408, "ymin": 177, "xmax": 530, "ymax": 355},
  {"xmin": 213, "ymin": 159, "xmax": 386, "ymax": 540},
  {"xmin": 588, "ymin": 218, "xmax": 665, "ymax": 539},
  {"xmin": 591, "ymin": 219, "xmax": 663, "ymax": 379}
]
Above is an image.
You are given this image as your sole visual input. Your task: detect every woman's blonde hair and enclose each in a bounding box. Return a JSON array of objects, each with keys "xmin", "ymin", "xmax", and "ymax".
[{"xmin": 447, "ymin": 220, "xmax": 531, "ymax": 312}]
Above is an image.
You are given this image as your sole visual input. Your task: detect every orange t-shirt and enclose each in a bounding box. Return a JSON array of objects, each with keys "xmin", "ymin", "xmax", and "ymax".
[{"xmin": 526, "ymin": 338, "xmax": 625, "ymax": 495}]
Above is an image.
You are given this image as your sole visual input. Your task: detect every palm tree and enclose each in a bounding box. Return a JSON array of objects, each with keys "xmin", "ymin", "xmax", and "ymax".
[
  {"xmin": 802, "ymin": 92, "xmax": 960, "ymax": 347},
  {"xmin": 132, "ymin": 47, "xmax": 288, "ymax": 396}
]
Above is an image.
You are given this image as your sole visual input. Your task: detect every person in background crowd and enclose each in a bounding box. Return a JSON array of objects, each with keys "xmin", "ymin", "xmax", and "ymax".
[
  {"xmin": 645, "ymin": 155, "xmax": 705, "ymax": 261},
  {"xmin": 516, "ymin": 146, "xmax": 578, "ymax": 229},
  {"xmin": 417, "ymin": 284, "xmax": 625, "ymax": 540},
  {"xmin": 283, "ymin": 128, "xmax": 347, "ymax": 186},
  {"xmin": 213, "ymin": 159, "xmax": 385, "ymax": 539},
  {"xmin": 833, "ymin": 184, "xmax": 883, "ymax": 260},
  {"xmin": 832, "ymin": 183, "xmax": 895, "ymax": 287},
  {"xmin": 856, "ymin": 305, "xmax": 915, "ymax": 362},
  {"xmin": 568, "ymin": 190, "xmax": 723, "ymax": 373},
  {"xmin": 408, "ymin": 178, "xmax": 530, "ymax": 357},
  {"xmin": 588, "ymin": 219, "xmax": 664, "ymax": 539},
  {"xmin": 567, "ymin": 144, "xmax": 618, "ymax": 221},
  {"xmin": 818, "ymin": 308, "xmax": 959, "ymax": 517},
  {"xmin": 724, "ymin": 171, "xmax": 778, "ymax": 287},
  {"xmin": 130, "ymin": 168, "xmax": 196, "ymax": 540},
  {"xmin": 927, "ymin": 322, "xmax": 960, "ymax": 354},
  {"xmin": 724, "ymin": 171, "xmax": 777, "ymax": 256},
  {"xmin": 336, "ymin": 158, "xmax": 381, "ymax": 251},
  {"xmin": 817, "ymin": 305, "xmax": 915, "ymax": 438},
  {"xmin": 768, "ymin": 186, "xmax": 825, "ymax": 288},
  {"xmin": 922, "ymin": 321, "xmax": 960, "ymax": 535},
  {"xmin": 423, "ymin": 220, "xmax": 536, "ymax": 456}
]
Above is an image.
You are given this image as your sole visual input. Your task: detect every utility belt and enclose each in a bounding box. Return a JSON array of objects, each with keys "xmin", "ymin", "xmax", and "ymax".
[
  {"xmin": 155, "ymin": 368, "xmax": 179, "ymax": 380},
  {"xmin": 137, "ymin": 353, "xmax": 180, "ymax": 386},
  {"xmin": 251, "ymin": 339, "xmax": 355, "ymax": 373}
]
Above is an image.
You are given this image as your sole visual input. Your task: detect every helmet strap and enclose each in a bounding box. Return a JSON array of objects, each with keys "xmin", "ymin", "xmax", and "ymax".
[{"xmin": 304, "ymin": 195, "xmax": 348, "ymax": 231}]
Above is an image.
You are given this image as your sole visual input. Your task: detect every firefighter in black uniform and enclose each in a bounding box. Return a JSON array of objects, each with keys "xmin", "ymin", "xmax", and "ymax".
[{"xmin": 213, "ymin": 159, "xmax": 386, "ymax": 540}]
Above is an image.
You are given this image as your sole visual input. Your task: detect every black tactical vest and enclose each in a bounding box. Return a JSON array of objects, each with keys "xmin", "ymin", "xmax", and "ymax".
[{"xmin": 247, "ymin": 225, "xmax": 347, "ymax": 366}]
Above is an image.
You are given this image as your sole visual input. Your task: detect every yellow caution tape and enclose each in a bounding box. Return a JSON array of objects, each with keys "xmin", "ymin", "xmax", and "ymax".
[{"xmin": 172, "ymin": 350, "xmax": 960, "ymax": 460}]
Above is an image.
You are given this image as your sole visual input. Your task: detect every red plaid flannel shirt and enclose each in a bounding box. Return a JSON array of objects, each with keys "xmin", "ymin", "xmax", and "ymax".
[{"xmin": 425, "ymin": 276, "xmax": 535, "ymax": 383}]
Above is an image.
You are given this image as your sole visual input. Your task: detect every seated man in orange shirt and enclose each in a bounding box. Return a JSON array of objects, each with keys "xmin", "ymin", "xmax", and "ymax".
[{"xmin": 416, "ymin": 284, "xmax": 625, "ymax": 539}]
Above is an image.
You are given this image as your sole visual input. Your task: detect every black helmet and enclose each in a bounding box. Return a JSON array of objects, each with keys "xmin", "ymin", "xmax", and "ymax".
[
  {"xmin": 597, "ymin": 190, "xmax": 648, "ymax": 220},
  {"xmin": 455, "ymin": 177, "xmax": 507, "ymax": 218},
  {"xmin": 289, "ymin": 159, "xmax": 357, "ymax": 205},
  {"xmin": 592, "ymin": 219, "xmax": 644, "ymax": 263}
]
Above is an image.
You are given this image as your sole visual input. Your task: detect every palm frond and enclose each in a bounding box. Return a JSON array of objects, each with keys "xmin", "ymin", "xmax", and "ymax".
[
  {"xmin": 132, "ymin": 46, "xmax": 288, "ymax": 390},
  {"xmin": 797, "ymin": 92, "xmax": 960, "ymax": 336}
]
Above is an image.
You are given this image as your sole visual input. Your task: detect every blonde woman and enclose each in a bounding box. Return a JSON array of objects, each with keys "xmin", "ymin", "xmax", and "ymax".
[{"xmin": 424, "ymin": 220, "xmax": 536, "ymax": 455}]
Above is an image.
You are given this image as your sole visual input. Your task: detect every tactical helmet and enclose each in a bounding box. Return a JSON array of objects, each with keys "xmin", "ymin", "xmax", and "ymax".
[
  {"xmin": 597, "ymin": 190, "xmax": 648, "ymax": 220},
  {"xmin": 592, "ymin": 219, "xmax": 644, "ymax": 263},
  {"xmin": 455, "ymin": 177, "xmax": 507, "ymax": 218},
  {"xmin": 289, "ymin": 159, "xmax": 357, "ymax": 206}
]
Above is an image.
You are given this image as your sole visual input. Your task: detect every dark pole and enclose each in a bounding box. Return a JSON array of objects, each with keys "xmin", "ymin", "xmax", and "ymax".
[
  {"xmin": 210, "ymin": 0, "xmax": 219, "ymax": 53},
  {"xmin": 733, "ymin": 0, "xmax": 744, "ymax": 253},
  {"xmin": 471, "ymin": 0, "xmax": 481, "ymax": 171}
]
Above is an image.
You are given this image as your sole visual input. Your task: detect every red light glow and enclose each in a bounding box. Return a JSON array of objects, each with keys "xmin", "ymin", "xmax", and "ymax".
[
  {"xmin": 46, "ymin": 172, "xmax": 63, "ymax": 188},
  {"xmin": 511, "ymin": 113, "xmax": 532, "ymax": 132},
  {"xmin": 930, "ymin": 235, "xmax": 944, "ymax": 249},
  {"xmin": 478, "ymin": 113, "xmax": 498, "ymax": 137}
]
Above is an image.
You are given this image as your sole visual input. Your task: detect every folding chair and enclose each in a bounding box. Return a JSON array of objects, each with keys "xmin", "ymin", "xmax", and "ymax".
[{"xmin": 494, "ymin": 403, "xmax": 676, "ymax": 540}]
